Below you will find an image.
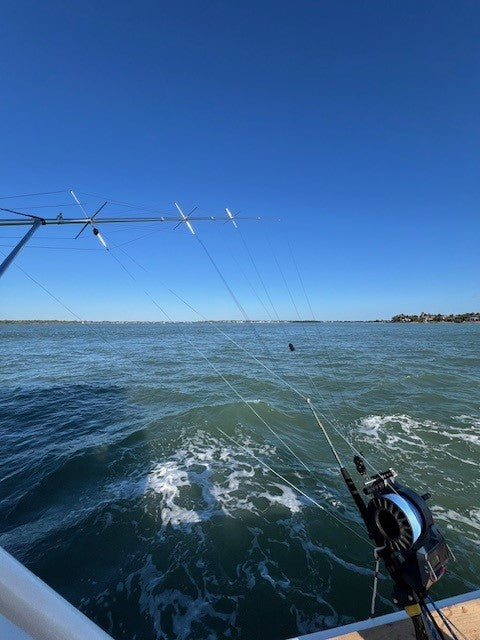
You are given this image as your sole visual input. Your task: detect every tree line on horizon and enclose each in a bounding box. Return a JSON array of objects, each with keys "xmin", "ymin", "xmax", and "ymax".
[{"xmin": 392, "ymin": 312, "xmax": 480, "ymax": 323}]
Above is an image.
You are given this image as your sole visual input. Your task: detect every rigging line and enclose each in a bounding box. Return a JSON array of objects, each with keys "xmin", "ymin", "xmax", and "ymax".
[
  {"xmin": 150, "ymin": 277, "xmax": 308, "ymax": 402},
  {"xmin": 0, "ymin": 257, "xmax": 180, "ymax": 390},
  {"xmin": 421, "ymin": 602, "xmax": 451, "ymax": 640},
  {"xmin": 2, "ymin": 245, "xmax": 347, "ymax": 499},
  {"xmin": 224, "ymin": 221, "xmax": 325, "ymax": 403},
  {"xmin": 284, "ymin": 239, "xmax": 399, "ymax": 482},
  {"xmin": 232, "ymin": 220, "xmax": 318, "ymax": 390},
  {"xmin": 194, "ymin": 233, "xmax": 252, "ymax": 325},
  {"xmin": 288, "ymin": 240, "xmax": 317, "ymax": 323},
  {"xmin": 176, "ymin": 214, "xmax": 358, "ymax": 447},
  {"xmin": 268, "ymin": 242, "xmax": 330, "ymax": 394},
  {"xmin": 0, "ymin": 251, "xmax": 127, "ymax": 358},
  {"xmin": 117, "ymin": 246, "xmax": 342, "ymax": 435},
  {"xmin": 267, "ymin": 233, "xmax": 382, "ymax": 475},
  {"xmin": 0, "ymin": 190, "xmax": 66, "ymax": 200},
  {"xmin": 233, "ymin": 219, "xmax": 326, "ymax": 401},
  {"xmin": 234, "ymin": 222, "xmax": 283, "ymax": 323},
  {"xmin": 271, "ymin": 247, "xmax": 304, "ymax": 324},
  {"xmin": 2, "ymin": 241, "xmax": 313, "ymax": 492},
  {"xmin": 228, "ymin": 225, "xmax": 313, "ymax": 352},
  {"xmin": 76, "ymin": 191, "xmax": 174, "ymax": 215},
  {"xmin": 286, "ymin": 238, "xmax": 350, "ymax": 405},
  {"xmin": 4, "ymin": 202, "xmax": 94, "ymax": 209},
  {"xmin": 194, "ymin": 347, "xmax": 313, "ymax": 475},
  {"xmin": 118, "ymin": 245, "xmax": 365, "ymax": 488},
  {"xmin": 111, "ymin": 227, "xmax": 175, "ymax": 248},
  {"xmin": 2, "ymin": 243, "xmax": 314, "ymax": 491},
  {"xmin": 105, "ymin": 247, "xmax": 313, "ymax": 474},
  {"xmin": 0, "ymin": 244, "xmax": 103, "ymax": 251},
  {"xmin": 0, "ymin": 206, "xmax": 43, "ymax": 219},
  {"xmin": 420, "ymin": 603, "xmax": 445, "ymax": 640},
  {"xmin": 186, "ymin": 220, "xmax": 282, "ymax": 365},
  {"xmin": 265, "ymin": 236, "xmax": 344, "ymax": 428},
  {"xmin": 287, "ymin": 241, "xmax": 365, "ymax": 445},
  {"xmin": 216, "ymin": 427, "xmax": 373, "ymax": 549},
  {"xmin": 115, "ymin": 248, "xmax": 148, "ymax": 272},
  {"xmin": 119, "ymin": 246, "xmax": 350, "ymax": 469},
  {"xmin": 229, "ymin": 252, "xmax": 276, "ymax": 322},
  {"xmin": 3, "ymin": 259, "xmax": 85, "ymax": 322},
  {"xmin": 427, "ymin": 597, "xmax": 467, "ymax": 640},
  {"xmin": 268, "ymin": 235, "xmax": 392, "ymax": 483},
  {"xmin": 158, "ymin": 281, "xmax": 351, "ymax": 442}
]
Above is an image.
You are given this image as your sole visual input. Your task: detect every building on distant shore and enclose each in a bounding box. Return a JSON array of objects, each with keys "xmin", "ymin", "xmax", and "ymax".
[{"xmin": 391, "ymin": 312, "xmax": 480, "ymax": 323}]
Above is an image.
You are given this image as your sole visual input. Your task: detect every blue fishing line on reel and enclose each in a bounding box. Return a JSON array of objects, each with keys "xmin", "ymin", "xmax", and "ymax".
[{"xmin": 382, "ymin": 493, "xmax": 423, "ymax": 544}]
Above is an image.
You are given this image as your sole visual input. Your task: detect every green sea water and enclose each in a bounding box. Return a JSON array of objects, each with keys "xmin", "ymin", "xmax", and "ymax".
[{"xmin": 0, "ymin": 321, "xmax": 478, "ymax": 639}]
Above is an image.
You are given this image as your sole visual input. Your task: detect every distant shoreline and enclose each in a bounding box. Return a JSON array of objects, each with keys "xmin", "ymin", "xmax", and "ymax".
[
  {"xmin": 1, "ymin": 317, "xmax": 479, "ymax": 325},
  {"xmin": 392, "ymin": 312, "xmax": 480, "ymax": 323},
  {"xmin": 0, "ymin": 319, "xmax": 369, "ymax": 324}
]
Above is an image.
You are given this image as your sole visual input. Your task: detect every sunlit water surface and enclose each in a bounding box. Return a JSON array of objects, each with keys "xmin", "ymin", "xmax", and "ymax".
[{"xmin": 1, "ymin": 322, "xmax": 479, "ymax": 639}]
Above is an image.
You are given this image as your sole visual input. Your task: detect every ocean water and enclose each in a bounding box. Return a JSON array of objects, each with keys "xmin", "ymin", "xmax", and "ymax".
[{"xmin": 0, "ymin": 321, "xmax": 479, "ymax": 640}]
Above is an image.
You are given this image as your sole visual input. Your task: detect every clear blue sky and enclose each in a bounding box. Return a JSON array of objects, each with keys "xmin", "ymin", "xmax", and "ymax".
[{"xmin": 1, "ymin": 1, "xmax": 478, "ymax": 320}]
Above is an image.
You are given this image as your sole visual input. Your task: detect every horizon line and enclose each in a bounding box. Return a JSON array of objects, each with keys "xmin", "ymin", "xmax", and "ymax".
[{"xmin": 0, "ymin": 318, "xmax": 387, "ymax": 324}]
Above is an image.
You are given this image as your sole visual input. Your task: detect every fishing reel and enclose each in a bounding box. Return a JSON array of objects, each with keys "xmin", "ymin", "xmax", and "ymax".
[{"xmin": 351, "ymin": 456, "xmax": 453, "ymax": 607}]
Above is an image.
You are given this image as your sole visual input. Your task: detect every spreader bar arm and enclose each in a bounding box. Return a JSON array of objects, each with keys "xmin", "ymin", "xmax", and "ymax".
[{"xmin": 0, "ymin": 216, "xmax": 260, "ymax": 227}]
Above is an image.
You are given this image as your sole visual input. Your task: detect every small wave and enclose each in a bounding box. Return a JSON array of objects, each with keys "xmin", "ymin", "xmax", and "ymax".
[
  {"xmin": 355, "ymin": 414, "xmax": 431, "ymax": 453},
  {"xmin": 356, "ymin": 413, "xmax": 480, "ymax": 451}
]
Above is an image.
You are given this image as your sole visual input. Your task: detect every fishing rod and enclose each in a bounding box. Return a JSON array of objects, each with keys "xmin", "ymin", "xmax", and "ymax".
[{"xmin": 306, "ymin": 397, "xmax": 455, "ymax": 639}]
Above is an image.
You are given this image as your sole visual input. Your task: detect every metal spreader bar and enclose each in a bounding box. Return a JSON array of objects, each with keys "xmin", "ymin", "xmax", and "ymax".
[
  {"xmin": 225, "ymin": 208, "xmax": 238, "ymax": 228},
  {"xmin": 174, "ymin": 202, "xmax": 196, "ymax": 235},
  {"xmin": 0, "ymin": 215, "xmax": 259, "ymax": 227}
]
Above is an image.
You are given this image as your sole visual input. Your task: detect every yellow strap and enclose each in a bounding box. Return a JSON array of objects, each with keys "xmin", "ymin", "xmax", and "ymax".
[{"xmin": 405, "ymin": 603, "xmax": 422, "ymax": 617}]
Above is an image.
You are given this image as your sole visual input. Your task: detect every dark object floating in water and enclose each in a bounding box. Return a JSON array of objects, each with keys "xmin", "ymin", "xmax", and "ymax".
[{"xmin": 288, "ymin": 342, "xmax": 295, "ymax": 351}]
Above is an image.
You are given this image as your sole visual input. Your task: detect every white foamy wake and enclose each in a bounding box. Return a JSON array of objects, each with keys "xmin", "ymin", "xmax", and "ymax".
[
  {"xmin": 355, "ymin": 413, "xmax": 480, "ymax": 456},
  {"xmin": 356, "ymin": 414, "xmax": 432, "ymax": 452},
  {"xmin": 352, "ymin": 413, "xmax": 480, "ymax": 548},
  {"xmin": 146, "ymin": 461, "xmax": 203, "ymax": 527},
  {"xmin": 140, "ymin": 430, "xmax": 307, "ymax": 531},
  {"xmin": 117, "ymin": 430, "xmax": 363, "ymax": 638},
  {"xmin": 125, "ymin": 554, "xmax": 240, "ymax": 640}
]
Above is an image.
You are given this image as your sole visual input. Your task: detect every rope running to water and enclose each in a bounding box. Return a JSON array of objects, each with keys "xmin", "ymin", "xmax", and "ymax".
[
  {"xmin": 106, "ymin": 248, "xmax": 313, "ymax": 475},
  {"xmin": 118, "ymin": 245, "xmax": 347, "ymax": 461},
  {"xmin": 230, "ymin": 222, "xmax": 321, "ymax": 399},
  {"xmin": 229, "ymin": 217, "xmax": 381, "ymax": 474},
  {"xmin": 185, "ymin": 217, "xmax": 350, "ymax": 448}
]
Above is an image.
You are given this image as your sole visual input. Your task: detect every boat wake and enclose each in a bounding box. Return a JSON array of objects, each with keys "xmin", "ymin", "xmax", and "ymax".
[{"xmin": 72, "ymin": 428, "xmax": 363, "ymax": 639}]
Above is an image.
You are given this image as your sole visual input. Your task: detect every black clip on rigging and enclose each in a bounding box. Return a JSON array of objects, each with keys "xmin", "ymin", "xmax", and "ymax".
[{"xmin": 342, "ymin": 455, "xmax": 454, "ymax": 639}]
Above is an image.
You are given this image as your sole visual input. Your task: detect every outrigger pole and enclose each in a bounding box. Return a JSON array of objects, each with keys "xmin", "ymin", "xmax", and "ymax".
[
  {"xmin": 0, "ymin": 204, "xmax": 260, "ymax": 280},
  {"xmin": 0, "ymin": 215, "xmax": 260, "ymax": 227}
]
